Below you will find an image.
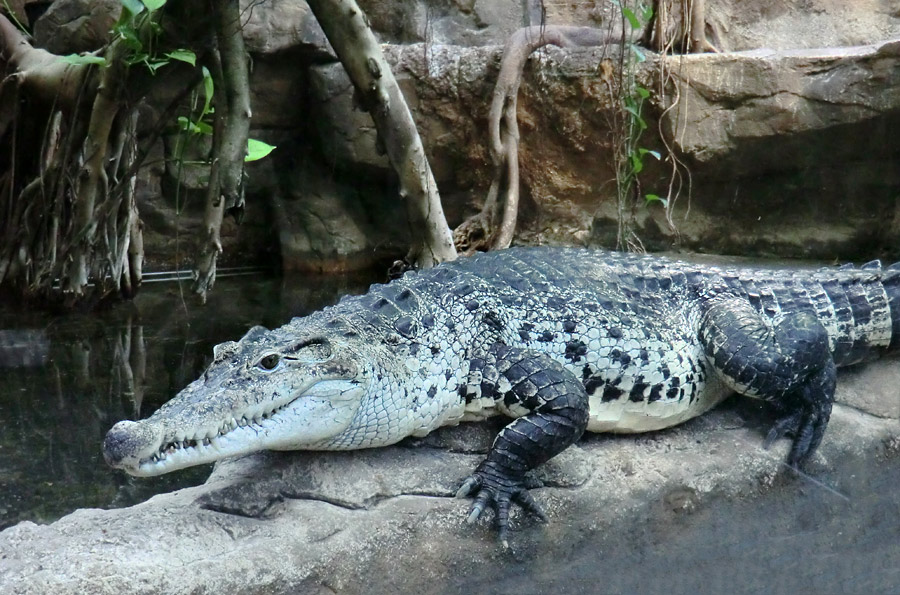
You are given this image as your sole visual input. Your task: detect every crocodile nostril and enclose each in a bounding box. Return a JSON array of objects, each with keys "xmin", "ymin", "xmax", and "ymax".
[{"xmin": 102, "ymin": 420, "xmax": 158, "ymax": 468}]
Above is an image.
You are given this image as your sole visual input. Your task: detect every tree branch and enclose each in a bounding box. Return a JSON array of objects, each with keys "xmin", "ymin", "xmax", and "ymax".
[
  {"xmin": 212, "ymin": 0, "xmax": 250, "ymax": 215},
  {"xmin": 305, "ymin": 0, "xmax": 457, "ymax": 268}
]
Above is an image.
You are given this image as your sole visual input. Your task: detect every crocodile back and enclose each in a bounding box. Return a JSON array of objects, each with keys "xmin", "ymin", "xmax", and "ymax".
[
  {"xmin": 401, "ymin": 247, "xmax": 900, "ymax": 368},
  {"xmin": 712, "ymin": 260, "xmax": 900, "ymax": 366},
  {"xmin": 338, "ymin": 247, "xmax": 900, "ymax": 370}
]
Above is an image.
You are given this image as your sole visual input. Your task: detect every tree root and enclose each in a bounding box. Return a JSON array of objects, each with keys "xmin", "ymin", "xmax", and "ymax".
[
  {"xmin": 192, "ymin": 0, "xmax": 249, "ymax": 303},
  {"xmin": 454, "ymin": 26, "xmax": 611, "ymax": 255},
  {"xmin": 642, "ymin": 0, "xmax": 720, "ymax": 54}
]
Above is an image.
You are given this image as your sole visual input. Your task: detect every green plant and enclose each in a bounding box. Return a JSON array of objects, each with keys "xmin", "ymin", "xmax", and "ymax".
[
  {"xmin": 62, "ymin": 0, "xmax": 194, "ymax": 70},
  {"xmin": 611, "ymin": 0, "xmax": 668, "ymax": 249},
  {"xmin": 175, "ymin": 67, "xmax": 275, "ymax": 163},
  {"xmin": 63, "ymin": 0, "xmax": 274, "ymax": 165}
]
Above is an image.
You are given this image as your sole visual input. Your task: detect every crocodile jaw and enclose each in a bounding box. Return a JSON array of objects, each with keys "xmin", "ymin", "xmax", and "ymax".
[{"xmin": 103, "ymin": 382, "xmax": 366, "ymax": 476}]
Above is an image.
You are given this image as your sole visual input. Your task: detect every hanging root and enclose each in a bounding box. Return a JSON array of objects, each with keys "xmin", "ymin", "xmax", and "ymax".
[
  {"xmin": 642, "ymin": 0, "xmax": 720, "ymax": 54},
  {"xmin": 454, "ymin": 26, "xmax": 611, "ymax": 255}
]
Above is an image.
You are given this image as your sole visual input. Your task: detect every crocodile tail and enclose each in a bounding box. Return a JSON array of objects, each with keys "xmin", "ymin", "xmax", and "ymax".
[
  {"xmin": 883, "ymin": 262, "xmax": 900, "ymax": 350},
  {"xmin": 733, "ymin": 261, "xmax": 900, "ymax": 366},
  {"xmin": 814, "ymin": 261, "xmax": 900, "ymax": 364}
]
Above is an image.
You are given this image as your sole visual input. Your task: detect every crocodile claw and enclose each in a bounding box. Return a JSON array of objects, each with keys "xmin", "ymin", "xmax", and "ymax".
[
  {"xmin": 763, "ymin": 410, "xmax": 804, "ymax": 451},
  {"xmin": 764, "ymin": 405, "xmax": 830, "ymax": 470},
  {"xmin": 762, "ymin": 361, "xmax": 835, "ymax": 470},
  {"xmin": 456, "ymin": 467, "xmax": 548, "ymax": 547}
]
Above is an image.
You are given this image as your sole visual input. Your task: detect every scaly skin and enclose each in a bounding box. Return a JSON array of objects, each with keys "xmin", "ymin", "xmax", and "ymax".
[{"xmin": 103, "ymin": 247, "xmax": 900, "ymax": 542}]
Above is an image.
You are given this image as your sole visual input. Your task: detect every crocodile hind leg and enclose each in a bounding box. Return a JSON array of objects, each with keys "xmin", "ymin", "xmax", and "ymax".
[
  {"xmin": 456, "ymin": 344, "xmax": 589, "ymax": 546},
  {"xmin": 698, "ymin": 294, "xmax": 836, "ymax": 468}
]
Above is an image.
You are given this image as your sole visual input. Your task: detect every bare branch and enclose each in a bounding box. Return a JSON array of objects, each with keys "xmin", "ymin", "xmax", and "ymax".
[{"xmin": 305, "ymin": 0, "xmax": 457, "ymax": 268}]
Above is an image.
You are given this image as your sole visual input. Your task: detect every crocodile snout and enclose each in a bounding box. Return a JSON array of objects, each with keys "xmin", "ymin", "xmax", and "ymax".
[{"xmin": 102, "ymin": 420, "xmax": 160, "ymax": 469}]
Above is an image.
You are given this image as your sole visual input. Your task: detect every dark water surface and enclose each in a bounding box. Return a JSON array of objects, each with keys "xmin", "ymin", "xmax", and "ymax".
[{"xmin": 0, "ymin": 273, "xmax": 372, "ymax": 530}]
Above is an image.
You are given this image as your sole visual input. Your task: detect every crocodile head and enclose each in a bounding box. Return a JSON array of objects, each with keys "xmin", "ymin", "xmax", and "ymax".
[{"xmin": 103, "ymin": 318, "xmax": 399, "ymax": 477}]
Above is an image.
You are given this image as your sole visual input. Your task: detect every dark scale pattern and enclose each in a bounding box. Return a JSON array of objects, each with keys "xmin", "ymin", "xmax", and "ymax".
[
  {"xmin": 456, "ymin": 345, "xmax": 590, "ymax": 544},
  {"xmin": 129, "ymin": 246, "xmax": 900, "ymax": 541}
]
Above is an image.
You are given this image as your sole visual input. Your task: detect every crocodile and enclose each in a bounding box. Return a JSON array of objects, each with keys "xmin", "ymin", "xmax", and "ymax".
[{"xmin": 103, "ymin": 246, "xmax": 900, "ymax": 543}]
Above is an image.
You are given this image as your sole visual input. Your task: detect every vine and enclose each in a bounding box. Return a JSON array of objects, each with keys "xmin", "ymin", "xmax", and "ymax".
[{"xmin": 607, "ymin": 0, "xmax": 687, "ymax": 251}]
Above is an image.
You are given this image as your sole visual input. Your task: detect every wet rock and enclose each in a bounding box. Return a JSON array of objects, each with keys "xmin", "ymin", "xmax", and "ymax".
[
  {"xmin": 239, "ymin": 0, "xmax": 330, "ymax": 56},
  {"xmin": 307, "ymin": 61, "xmax": 389, "ymax": 170},
  {"xmin": 32, "ymin": 0, "xmax": 119, "ymax": 54},
  {"xmin": 271, "ymin": 153, "xmax": 407, "ymax": 273}
]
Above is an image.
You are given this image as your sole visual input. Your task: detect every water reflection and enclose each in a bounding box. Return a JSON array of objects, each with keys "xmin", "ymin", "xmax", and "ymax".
[{"xmin": 0, "ymin": 273, "xmax": 374, "ymax": 530}]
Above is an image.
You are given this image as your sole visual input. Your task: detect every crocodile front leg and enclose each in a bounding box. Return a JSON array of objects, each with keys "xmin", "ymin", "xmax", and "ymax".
[
  {"xmin": 455, "ymin": 344, "xmax": 589, "ymax": 546},
  {"xmin": 698, "ymin": 293, "xmax": 836, "ymax": 468}
]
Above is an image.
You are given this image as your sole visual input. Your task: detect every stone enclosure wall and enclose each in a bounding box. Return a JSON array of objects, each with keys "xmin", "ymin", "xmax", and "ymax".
[{"xmin": 17, "ymin": 0, "xmax": 900, "ymax": 271}]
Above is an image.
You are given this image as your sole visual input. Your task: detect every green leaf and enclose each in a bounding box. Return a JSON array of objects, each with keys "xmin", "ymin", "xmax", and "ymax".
[
  {"xmin": 645, "ymin": 193, "xmax": 669, "ymax": 207},
  {"xmin": 114, "ymin": 22, "xmax": 143, "ymax": 51},
  {"xmin": 124, "ymin": 51, "xmax": 150, "ymax": 67},
  {"xmin": 630, "ymin": 43, "xmax": 646, "ymax": 63},
  {"xmin": 201, "ymin": 66, "xmax": 214, "ymax": 118},
  {"xmin": 60, "ymin": 54, "xmax": 107, "ymax": 66},
  {"xmin": 635, "ymin": 85, "xmax": 650, "ymax": 99},
  {"xmin": 630, "ymin": 153, "xmax": 644, "ymax": 174},
  {"xmin": 142, "ymin": 0, "xmax": 166, "ymax": 11},
  {"xmin": 623, "ymin": 104, "xmax": 640, "ymax": 118},
  {"xmin": 639, "ymin": 148, "xmax": 661, "ymax": 160},
  {"xmin": 120, "ymin": 0, "xmax": 145, "ymax": 16},
  {"xmin": 246, "ymin": 139, "xmax": 276, "ymax": 162},
  {"xmin": 622, "ymin": 7, "xmax": 641, "ymax": 29},
  {"xmin": 177, "ymin": 116, "xmax": 213, "ymax": 135},
  {"xmin": 165, "ymin": 49, "xmax": 196, "ymax": 66},
  {"xmin": 641, "ymin": 4, "xmax": 654, "ymax": 22},
  {"xmin": 144, "ymin": 58, "xmax": 171, "ymax": 74}
]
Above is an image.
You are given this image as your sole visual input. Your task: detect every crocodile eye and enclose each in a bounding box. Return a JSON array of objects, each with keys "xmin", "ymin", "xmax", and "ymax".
[{"xmin": 257, "ymin": 353, "xmax": 281, "ymax": 371}]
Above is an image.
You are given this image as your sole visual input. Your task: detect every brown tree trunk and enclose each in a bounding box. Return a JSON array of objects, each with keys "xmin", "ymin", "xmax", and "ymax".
[
  {"xmin": 212, "ymin": 0, "xmax": 250, "ymax": 215},
  {"xmin": 641, "ymin": 0, "xmax": 718, "ymax": 53},
  {"xmin": 687, "ymin": 0, "xmax": 718, "ymax": 54},
  {"xmin": 305, "ymin": 0, "xmax": 457, "ymax": 269}
]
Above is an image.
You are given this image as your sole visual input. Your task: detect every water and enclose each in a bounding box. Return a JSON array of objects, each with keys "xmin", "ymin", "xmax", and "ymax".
[{"xmin": 0, "ymin": 273, "xmax": 373, "ymax": 530}]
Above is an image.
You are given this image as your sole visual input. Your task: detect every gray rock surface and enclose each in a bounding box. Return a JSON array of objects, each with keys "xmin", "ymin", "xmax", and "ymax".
[
  {"xmin": 1, "ymin": 358, "xmax": 897, "ymax": 594},
  {"xmin": 661, "ymin": 40, "xmax": 900, "ymax": 166},
  {"xmin": 239, "ymin": 0, "xmax": 330, "ymax": 55},
  {"xmin": 32, "ymin": 0, "xmax": 120, "ymax": 54}
]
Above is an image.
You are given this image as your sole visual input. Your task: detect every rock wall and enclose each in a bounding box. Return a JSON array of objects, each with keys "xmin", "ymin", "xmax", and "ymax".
[{"xmin": 17, "ymin": 0, "xmax": 900, "ymax": 269}]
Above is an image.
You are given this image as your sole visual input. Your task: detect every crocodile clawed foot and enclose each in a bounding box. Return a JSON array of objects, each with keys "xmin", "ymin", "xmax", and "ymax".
[
  {"xmin": 763, "ymin": 409, "xmax": 803, "ymax": 451},
  {"xmin": 764, "ymin": 404, "xmax": 832, "ymax": 470},
  {"xmin": 456, "ymin": 464, "xmax": 547, "ymax": 548},
  {"xmin": 763, "ymin": 362, "xmax": 835, "ymax": 470}
]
